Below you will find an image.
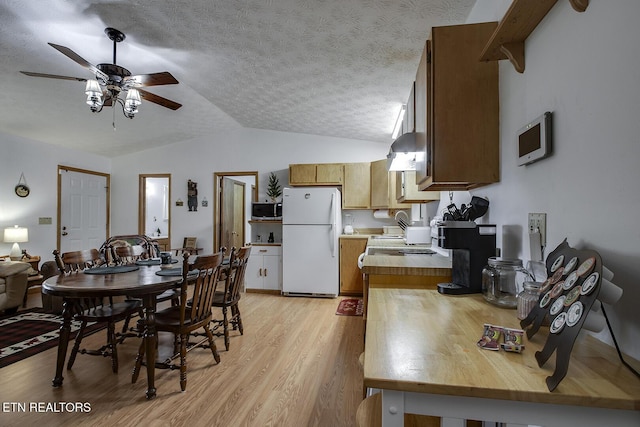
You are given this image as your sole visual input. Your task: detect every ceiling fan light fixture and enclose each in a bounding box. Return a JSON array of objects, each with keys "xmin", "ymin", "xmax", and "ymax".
[
  {"xmin": 21, "ymin": 27, "xmax": 181, "ymax": 123},
  {"xmin": 123, "ymin": 88, "xmax": 141, "ymax": 118},
  {"xmin": 85, "ymin": 79, "xmax": 103, "ymax": 112},
  {"xmin": 85, "ymin": 79, "xmax": 101, "ymax": 96}
]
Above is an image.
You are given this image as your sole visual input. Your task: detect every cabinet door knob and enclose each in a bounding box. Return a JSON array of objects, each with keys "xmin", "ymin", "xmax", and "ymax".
[
  {"xmin": 264, "ymin": 269, "xmax": 268, "ymax": 276},
  {"xmin": 259, "ymin": 268, "xmax": 262, "ymax": 276}
]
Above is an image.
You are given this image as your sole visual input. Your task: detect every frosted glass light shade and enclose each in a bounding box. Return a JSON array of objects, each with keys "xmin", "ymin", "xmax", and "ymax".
[{"xmin": 4, "ymin": 226, "xmax": 28, "ymax": 260}]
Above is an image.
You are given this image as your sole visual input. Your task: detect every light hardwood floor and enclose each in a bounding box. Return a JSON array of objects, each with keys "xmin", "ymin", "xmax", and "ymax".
[{"xmin": 1, "ymin": 291, "xmax": 365, "ymax": 426}]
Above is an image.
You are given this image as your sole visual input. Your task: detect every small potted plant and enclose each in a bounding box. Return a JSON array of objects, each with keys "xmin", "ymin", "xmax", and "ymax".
[{"xmin": 267, "ymin": 172, "xmax": 282, "ymax": 202}]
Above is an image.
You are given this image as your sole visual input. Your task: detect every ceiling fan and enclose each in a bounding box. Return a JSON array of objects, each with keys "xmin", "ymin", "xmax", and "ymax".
[{"xmin": 20, "ymin": 27, "xmax": 181, "ymax": 121}]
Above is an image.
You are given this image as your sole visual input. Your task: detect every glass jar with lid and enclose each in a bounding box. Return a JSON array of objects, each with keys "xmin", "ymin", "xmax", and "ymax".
[
  {"xmin": 517, "ymin": 281, "xmax": 542, "ymax": 319},
  {"xmin": 482, "ymin": 257, "xmax": 531, "ymax": 308}
]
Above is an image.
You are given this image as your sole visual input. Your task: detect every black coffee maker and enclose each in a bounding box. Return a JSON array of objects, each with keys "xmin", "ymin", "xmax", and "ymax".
[{"xmin": 437, "ymin": 221, "xmax": 497, "ymax": 295}]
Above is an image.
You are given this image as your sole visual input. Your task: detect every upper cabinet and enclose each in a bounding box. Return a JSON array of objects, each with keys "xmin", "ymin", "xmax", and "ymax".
[
  {"xmin": 370, "ymin": 159, "xmax": 410, "ymax": 209},
  {"xmin": 415, "ymin": 22, "xmax": 500, "ymax": 191},
  {"xmin": 343, "ymin": 162, "xmax": 371, "ymax": 209},
  {"xmin": 288, "ymin": 162, "xmax": 370, "ymax": 209},
  {"xmin": 289, "ymin": 163, "xmax": 343, "ymax": 185},
  {"xmin": 395, "ymin": 170, "xmax": 440, "ymax": 204}
]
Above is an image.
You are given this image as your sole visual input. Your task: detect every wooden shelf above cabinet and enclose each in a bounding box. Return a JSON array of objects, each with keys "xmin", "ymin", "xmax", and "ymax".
[{"xmin": 479, "ymin": 0, "xmax": 589, "ymax": 73}]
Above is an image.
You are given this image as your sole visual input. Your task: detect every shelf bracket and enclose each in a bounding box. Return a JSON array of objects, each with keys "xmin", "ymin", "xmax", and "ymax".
[
  {"xmin": 500, "ymin": 42, "xmax": 525, "ymax": 74},
  {"xmin": 568, "ymin": 0, "xmax": 589, "ymax": 13}
]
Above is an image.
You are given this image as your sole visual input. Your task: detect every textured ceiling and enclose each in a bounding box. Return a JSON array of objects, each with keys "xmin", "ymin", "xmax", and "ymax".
[{"xmin": 0, "ymin": 0, "xmax": 476, "ymax": 157}]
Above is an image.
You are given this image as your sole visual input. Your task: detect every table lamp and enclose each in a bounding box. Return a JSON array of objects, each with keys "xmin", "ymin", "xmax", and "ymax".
[{"xmin": 4, "ymin": 225, "xmax": 28, "ymax": 260}]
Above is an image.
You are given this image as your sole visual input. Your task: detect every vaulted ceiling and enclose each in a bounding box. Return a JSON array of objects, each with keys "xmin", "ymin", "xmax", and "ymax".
[{"xmin": 0, "ymin": 0, "xmax": 476, "ymax": 157}]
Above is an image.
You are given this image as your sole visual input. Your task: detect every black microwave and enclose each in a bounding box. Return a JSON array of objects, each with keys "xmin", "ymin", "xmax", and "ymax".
[{"xmin": 251, "ymin": 202, "xmax": 282, "ymax": 219}]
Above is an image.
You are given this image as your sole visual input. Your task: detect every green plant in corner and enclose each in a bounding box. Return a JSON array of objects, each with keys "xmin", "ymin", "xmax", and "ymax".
[{"xmin": 267, "ymin": 172, "xmax": 282, "ymax": 202}]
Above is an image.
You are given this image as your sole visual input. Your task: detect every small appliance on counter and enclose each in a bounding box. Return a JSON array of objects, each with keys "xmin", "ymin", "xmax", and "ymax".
[
  {"xmin": 404, "ymin": 226, "xmax": 431, "ymax": 245},
  {"xmin": 437, "ymin": 221, "xmax": 497, "ymax": 295},
  {"xmin": 343, "ymin": 214, "xmax": 354, "ymax": 235}
]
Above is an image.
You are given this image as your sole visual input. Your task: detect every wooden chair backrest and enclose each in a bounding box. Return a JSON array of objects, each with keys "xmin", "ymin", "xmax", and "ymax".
[
  {"xmin": 100, "ymin": 235, "xmax": 160, "ymax": 261},
  {"xmin": 222, "ymin": 246, "xmax": 252, "ymax": 304},
  {"xmin": 183, "ymin": 237, "xmax": 197, "ymax": 248},
  {"xmin": 113, "ymin": 245, "xmax": 143, "ymax": 265},
  {"xmin": 53, "ymin": 249, "xmax": 102, "ymax": 273},
  {"xmin": 178, "ymin": 251, "xmax": 225, "ymax": 325}
]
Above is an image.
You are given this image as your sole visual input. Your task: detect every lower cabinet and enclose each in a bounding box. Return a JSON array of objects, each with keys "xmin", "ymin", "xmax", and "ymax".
[
  {"xmin": 339, "ymin": 237, "xmax": 368, "ymax": 295},
  {"xmin": 246, "ymin": 245, "xmax": 282, "ymax": 291}
]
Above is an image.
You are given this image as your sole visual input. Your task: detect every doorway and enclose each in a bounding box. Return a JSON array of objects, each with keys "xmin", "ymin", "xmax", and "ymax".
[
  {"xmin": 214, "ymin": 172, "xmax": 258, "ymax": 251},
  {"xmin": 58, "ymin": 166, "xmax": 110, "ymax": 252},
  {"xmin": 138, "ymin": 174, "xmax": 171, "ymax": 251}
]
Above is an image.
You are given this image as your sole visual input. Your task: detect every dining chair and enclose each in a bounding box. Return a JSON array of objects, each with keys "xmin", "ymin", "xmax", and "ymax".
[
  {"xmin": 132, "ymin": 250, "xmax": 225, "ymax": 392},
  {"xmin": 173, "ymin": 236, "xmax": 202, "ymax": 257},
  {"xmin": 211, "ymin": 246, "xmax": 251, "ymax": 351},
  {"xmin": 113, "ymin": 245, "xmax": 179, "ymax": 339},
  {"xmin": 53, "ymin": 249, "xmax": 142, "ymax": 374}
]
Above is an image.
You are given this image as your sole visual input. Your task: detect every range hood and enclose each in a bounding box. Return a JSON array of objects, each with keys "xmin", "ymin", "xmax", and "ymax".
[{"xmin": 387, "ymin": 132, "xmax": 419, "ymax": 171}]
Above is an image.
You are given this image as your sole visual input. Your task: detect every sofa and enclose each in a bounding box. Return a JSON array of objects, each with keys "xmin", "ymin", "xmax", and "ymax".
[{"xmin": 0, "ymin": 260, "xmax": 31, "ymax": 314}]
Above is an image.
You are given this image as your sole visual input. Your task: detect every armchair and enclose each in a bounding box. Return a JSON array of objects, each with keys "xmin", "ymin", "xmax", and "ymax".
[{"xmin": 0, "ymin": 261, "xmax": 31, "ymax": 314}]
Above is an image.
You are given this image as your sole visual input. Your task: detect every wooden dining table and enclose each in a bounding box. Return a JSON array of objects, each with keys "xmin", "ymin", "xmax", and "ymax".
[{"xmin": 42, "ymin": 263, "xmax": 182, "ymax": 400}]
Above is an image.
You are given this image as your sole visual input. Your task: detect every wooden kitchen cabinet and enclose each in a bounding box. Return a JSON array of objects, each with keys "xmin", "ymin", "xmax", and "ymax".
[
  {"xmin": 342, "ymin": 162, "xmax": 370, "ymax": 209},
  {"xmin": 289, "ymin": 163, "xmax": 343, "ymax": 185},
  {"xmin": 415, "ymin": 22, "xmax": 499, "ymax": 191},
  {"xmin": 245, "ymin": 244, "xmax": 282, "ymax": 292},
  {"xmin": 316, "ymin": 163, "xmax": 343, "ymax": 184},
  {"xmin": 339, "ymin": 237, "xmax": 367, "ymax": 295},
  {"xmin": 395, "ymin": 170, "xmax": 440, "ymax": 203},
  {"xmin": 370, "ymin": 159, "xmax": 411, "ymax": 209}
]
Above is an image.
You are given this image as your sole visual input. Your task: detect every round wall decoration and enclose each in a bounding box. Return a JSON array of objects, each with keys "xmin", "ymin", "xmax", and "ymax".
[
  {"xmin": 15, "ymin": 183, "xmax": 30, "ymax": 197},
  {"xmin": 15, "ymin": 173, "xmax": 30, "ymax": 197}
]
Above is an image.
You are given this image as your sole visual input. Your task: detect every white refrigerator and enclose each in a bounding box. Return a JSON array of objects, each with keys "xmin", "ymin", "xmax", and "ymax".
[{"xmin": 282, "ymin": 187, "xmax": 342, "ymax": 297}]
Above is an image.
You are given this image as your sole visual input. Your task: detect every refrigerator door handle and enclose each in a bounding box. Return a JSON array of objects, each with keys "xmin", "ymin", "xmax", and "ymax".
[{"xmin": 330, "ymin": 193, "xmax": 337, "ymax": 258}]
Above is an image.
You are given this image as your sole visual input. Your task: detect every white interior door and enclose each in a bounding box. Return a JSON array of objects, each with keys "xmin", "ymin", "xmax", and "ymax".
[{"xmin": 59, "ymin": 168, "xmax": 108, "ymax": 253}]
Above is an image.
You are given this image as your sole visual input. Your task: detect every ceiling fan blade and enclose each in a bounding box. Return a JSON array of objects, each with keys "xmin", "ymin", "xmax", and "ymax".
[
  {"xmin": 48, "ymin": 43, "xmax": 108, "ymax": 81},
  {"xmin": 138, "ymin": 88, "xmax": 182, "ymax": 110},
  {"xmin": 125, "ymin": 72, "xmax": 179, "ymax": 87},
  {"xmin": 20, "ymin": 71, "xmax": 87, "ymax": 82}
]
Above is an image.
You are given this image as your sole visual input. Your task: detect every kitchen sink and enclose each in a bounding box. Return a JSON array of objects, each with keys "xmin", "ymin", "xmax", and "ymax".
[{"xmin": 366, "ymin": 248, "xmax": 435, "ymax": 256}]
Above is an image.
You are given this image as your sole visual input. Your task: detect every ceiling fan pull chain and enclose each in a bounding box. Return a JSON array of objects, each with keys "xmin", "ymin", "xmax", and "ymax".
[{"xmin": 112, "ymin": 104, "xmax": 116, "ymax": 131}]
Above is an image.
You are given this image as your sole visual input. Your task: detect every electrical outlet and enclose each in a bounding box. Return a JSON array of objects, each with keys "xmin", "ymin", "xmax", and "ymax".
[{"xmin": 528, "ymin": 213, "xmax": 547, "ymax": 248}]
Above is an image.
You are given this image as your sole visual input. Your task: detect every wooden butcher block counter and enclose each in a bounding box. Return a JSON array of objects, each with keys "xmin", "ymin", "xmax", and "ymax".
[
  {"xmin": 362, "ymin": 288, "xmax": 640, "ymax": 426},
  {"xmin": 360, "ymin": 237, "xmax": 452, "ymax": 317}
]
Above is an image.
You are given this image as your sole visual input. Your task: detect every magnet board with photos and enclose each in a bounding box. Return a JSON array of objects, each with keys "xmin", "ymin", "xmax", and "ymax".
[{"xmin": 520, "ymin": 239, "xmax": 602, "ymax": 392}]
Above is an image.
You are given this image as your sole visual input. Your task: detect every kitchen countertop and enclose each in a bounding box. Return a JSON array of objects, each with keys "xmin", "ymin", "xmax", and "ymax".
[
  {"xmin": 364, "ymin": 288, "xmax": 640, "ymax": 425},
  {"xmin": 361, "ymin": 236, "xmax": 451, "ymax": 276}
]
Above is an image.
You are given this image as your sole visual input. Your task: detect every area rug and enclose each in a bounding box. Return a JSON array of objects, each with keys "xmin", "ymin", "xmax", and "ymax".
[
  {"xmin": 336, "ymin": 298, "xmax": 363, "ymax": 316},
  {"xmin": 0, "ymin": 308, "xmax": 104, "ymax": 369}
]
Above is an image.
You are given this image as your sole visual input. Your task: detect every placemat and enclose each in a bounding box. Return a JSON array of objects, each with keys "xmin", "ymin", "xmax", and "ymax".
[
  {"xmin": 155, "ymin": 268, "xmax": 199, "ymax": 277},
  {"xmin": 136, "ymin": 258, "xmax": 161, "ymax": 266},
  {"xmin": 83, "ymin": 265, "xmax": 140, "ymax": 274},
  {"xmin": 136, "ymin": 258, "xmax": 179, "ymax": 266}
]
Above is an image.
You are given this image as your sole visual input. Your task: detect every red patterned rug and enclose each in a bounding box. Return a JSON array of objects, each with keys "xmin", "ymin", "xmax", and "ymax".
[
  {"xmin": 336, "ymin": 298, "xmax": 363, "ymax": 316},
  {"xmin": 0, "ymin": 308, "xmax": 104, "ymax": 369}
]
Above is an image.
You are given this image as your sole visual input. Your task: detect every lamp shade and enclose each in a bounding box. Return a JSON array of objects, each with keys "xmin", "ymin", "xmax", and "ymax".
[
  {"xmin": 4, "ymin": 226, "xmax": 28, "ymax": 243},
  {"xmin": 4, "ymin": 225, "xmax": 28, "ymax": 260}
]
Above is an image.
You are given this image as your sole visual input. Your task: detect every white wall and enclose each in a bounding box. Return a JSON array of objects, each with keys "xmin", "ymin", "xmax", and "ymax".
[
  {"xmin": 465, "ymin": 0, "xmax": 640, "ymax": 358},
  {"xmin": 0, "ymin": 133, "xmax": 110, "ymax": 263},
  {"xmin": 110, "ymin": 127, "xmax": 391, "ymax": 254}
]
